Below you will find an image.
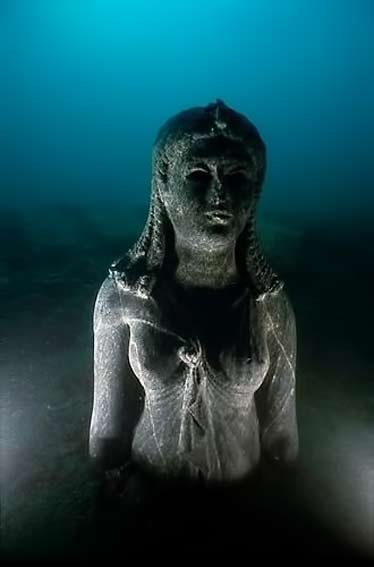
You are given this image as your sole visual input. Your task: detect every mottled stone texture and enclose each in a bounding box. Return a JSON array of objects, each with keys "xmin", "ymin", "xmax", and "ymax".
[{"xmin": 89, "ymin": 100, "xmax": 298, "ymax": 488}]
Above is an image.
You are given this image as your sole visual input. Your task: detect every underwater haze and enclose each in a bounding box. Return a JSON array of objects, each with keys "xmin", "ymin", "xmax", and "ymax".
[
  {"xmin": 1, "ymin": 0, "xmax": 374, "ymax": 562},
  {"xmin": 1, "ymin": 0, "xmax": 374, "ymax": 222}
]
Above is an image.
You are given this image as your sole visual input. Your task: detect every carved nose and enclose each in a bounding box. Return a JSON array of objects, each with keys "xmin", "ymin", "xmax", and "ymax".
[
  {"xmin": 208, "ymin": 178, "xmax": 227, "ymax": 208},
  {"xmin": 211, "ymin": 195, "xmax": 225, "ymax": 208}
]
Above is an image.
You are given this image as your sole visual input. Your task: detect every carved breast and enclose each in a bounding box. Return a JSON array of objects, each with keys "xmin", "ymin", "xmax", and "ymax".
[
  {"xmin": 128, "ymin": 317, "xmax": 268, "ymax": 393},
  {"xmin": 122, "ymin": 287, "xmax": 271, "ymax": 481}
]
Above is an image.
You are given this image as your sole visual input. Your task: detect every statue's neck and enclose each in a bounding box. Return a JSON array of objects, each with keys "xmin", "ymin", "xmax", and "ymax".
[{"xmin": 171, "ymin": 237, "xmax": 239, "ymax": 290}]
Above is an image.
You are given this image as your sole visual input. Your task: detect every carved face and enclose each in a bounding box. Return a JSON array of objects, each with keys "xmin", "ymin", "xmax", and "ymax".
[{"xmin": 160, "ymin": 135, "xmax": 259, "ymax": 250}]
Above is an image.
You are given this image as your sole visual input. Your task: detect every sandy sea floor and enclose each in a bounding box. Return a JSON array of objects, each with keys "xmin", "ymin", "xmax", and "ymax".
[{"xmin": 0, "ymin": 204, "xmax": 373, "ymax": 562}]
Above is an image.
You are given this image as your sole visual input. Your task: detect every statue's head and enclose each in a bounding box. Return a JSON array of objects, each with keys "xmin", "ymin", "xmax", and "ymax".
[
  {"xmin": 111, "ymin": 101, "xmax": 282, "ymax": 298},
  {"xmin": 152, "ymin": 100, "xmax": 266, "ymax": 255}
]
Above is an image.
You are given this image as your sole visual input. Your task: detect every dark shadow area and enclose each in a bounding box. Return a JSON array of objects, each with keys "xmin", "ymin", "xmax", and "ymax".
[{"xmin": 0, "ymin": 204, "xmax": 373, "ymax": 562}]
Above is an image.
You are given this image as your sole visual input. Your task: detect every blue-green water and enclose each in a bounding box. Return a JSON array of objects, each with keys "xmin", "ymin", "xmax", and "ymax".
[
  {"xmin": 1, "ymin": 0, "xmax": 373, "ymax": 561},
  {"xmin": 1, "ymin": 0, "xmax": 373, "ymax": 221}
]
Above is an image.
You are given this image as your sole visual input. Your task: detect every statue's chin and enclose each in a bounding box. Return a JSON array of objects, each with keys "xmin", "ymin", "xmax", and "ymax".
[{"xmin": 203, "ymin": 228, "xmax": 237, "ymax": 248}]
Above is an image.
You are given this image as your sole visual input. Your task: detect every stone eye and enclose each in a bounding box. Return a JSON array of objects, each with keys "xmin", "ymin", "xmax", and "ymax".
[
  {"xmin": 227, "ymin": 169, "xmax": 247, "ymax": 180},
  {"xmin": 186, "ymin": 169, "xmax": 211, "ymax": 184},
  {"xmin": 224, "ymin": 170, "xmax": 250, "ymax": 186}
]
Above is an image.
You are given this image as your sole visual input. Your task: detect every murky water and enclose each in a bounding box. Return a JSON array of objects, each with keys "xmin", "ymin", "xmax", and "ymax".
[{"xmin": 0, "ymin": 205, "xmax": 373, "ymax": 561}]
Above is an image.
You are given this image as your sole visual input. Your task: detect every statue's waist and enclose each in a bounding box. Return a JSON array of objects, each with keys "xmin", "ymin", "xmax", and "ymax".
[{"xmin": 131, "ymin": 393, "xmax": 260, "ymax": 481}]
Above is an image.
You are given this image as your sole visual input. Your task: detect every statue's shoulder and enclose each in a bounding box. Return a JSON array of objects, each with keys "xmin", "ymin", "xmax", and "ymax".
[
  {"xmin": 257, "ymin": 285, "xmax": 296, "ymax": 333},
  {"xmin": 94, "ymin": 263, "xmax": 157, "ymax": 328},
  {"xmin": 93, "ymin": 276, "xmax": 124, "ymax": 329}
]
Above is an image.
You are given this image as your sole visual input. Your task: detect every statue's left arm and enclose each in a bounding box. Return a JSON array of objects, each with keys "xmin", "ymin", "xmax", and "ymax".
[{"xmin": 255, "ymin": 290, "xmax": 298, "ymax": 469}]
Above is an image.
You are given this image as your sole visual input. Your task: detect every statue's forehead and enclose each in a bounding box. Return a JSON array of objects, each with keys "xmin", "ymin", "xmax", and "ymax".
[{"xmin": 170, "ymin": 135, "xmax": 255, "ymax": 163}]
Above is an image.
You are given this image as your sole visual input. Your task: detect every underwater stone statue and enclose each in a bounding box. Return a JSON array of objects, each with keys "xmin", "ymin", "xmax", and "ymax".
[{"xmin": 89, "ymin": 100, "xmax": 298, "ymax": 491}]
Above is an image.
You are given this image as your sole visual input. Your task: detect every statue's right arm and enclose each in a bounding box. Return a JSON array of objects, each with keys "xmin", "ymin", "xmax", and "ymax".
[{"xmin": 89, "ymin": 276, "xmax": 143, "ymax": 479}]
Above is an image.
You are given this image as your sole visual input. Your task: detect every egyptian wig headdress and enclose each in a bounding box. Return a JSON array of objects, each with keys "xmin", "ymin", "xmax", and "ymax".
[{"xmin": 110, "ymin": 100, "xmax": 283, "ymax": 299}]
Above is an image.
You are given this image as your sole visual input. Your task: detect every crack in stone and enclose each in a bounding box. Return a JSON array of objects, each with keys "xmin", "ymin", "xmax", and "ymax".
[
  {"xmin": 145, "ymin": 394, "xmax": 166, "ymax": 468},
  {"xmin": 126, "ymin": 317, "xmax": 186, "ymax": 343},
  {"xmin": 262, "ymin": 301, "xmax": 296, "ymax": 436},
  {"xmin": 265, "ymin": 304, "xmax": 295, "ymax": 382}
]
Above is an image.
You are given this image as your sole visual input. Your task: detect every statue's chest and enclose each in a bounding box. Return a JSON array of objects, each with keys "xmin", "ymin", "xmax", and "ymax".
[{"xmin": 125, "ymin": 296, "xmax": 269, "ymax": 394}]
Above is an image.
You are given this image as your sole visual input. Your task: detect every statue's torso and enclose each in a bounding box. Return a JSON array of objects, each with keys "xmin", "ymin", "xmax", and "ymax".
[{"xmin": 117, "ymin": 278, "xmax": 271, "ymax": 482}]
